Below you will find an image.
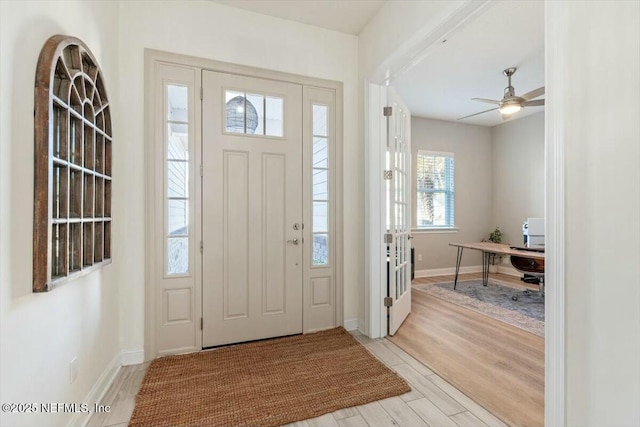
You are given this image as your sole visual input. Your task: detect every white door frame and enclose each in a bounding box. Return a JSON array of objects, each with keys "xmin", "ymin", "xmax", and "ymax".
[
  {"xmin": 363, "ymin": 1, "xmax": 565, "ymax": 425},
  {"xmin": 144, "ymin": 49, "xmax": 344, "ymax": 358}
]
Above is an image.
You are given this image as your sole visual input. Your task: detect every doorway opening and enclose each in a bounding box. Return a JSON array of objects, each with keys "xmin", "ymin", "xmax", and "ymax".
[{"xmin": 366, "ymin": 2, "xmax": 550, "ymax": 426}]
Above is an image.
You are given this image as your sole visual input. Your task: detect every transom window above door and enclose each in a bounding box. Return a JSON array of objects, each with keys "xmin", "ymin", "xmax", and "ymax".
[{"xmin": 224, "ymin": 90, "xmax": 284, "ymax": 137}]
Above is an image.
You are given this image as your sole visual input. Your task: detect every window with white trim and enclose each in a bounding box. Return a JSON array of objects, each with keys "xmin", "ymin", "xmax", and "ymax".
[{"xmin": 416, "ymin": 151, "xmax": 455, "ymax": 228}]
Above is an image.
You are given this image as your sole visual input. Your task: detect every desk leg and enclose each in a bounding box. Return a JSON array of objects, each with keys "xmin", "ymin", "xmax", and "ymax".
[
  {"xmin": 453, "ymin": 247, "xmax": 463, "ymax": 290},
  {"xmin": 482, "ymin": 252, "xmax": 490, "ymax": 286}
]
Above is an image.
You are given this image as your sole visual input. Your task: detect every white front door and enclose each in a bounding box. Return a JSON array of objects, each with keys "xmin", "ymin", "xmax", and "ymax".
[
  {"xmin": 201, "ymin": 70, "xmax": 303, "ymax": 347},
  {"xmin": 387, "ymin": 88, "xmax": 412, "ymax": 335}
]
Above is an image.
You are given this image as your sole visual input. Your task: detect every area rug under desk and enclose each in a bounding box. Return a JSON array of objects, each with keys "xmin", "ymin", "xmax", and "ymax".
[
  {"xmin": 415, "ymin": 280, "xmax": 545, "ymax": 337},
  {"xmin": 129, "ymin": 327, "xmax": 410, "ymax": 427}
]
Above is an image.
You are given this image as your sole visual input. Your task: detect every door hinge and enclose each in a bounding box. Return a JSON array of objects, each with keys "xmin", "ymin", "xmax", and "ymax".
[
  {"xmin": 383, "ymin": 170, "xmax": 392, "ymax": 180},
  {"xmin": 200, "ymin": 87, "xmax": 203, "ymax": 100},
  {"xmin": 383, "ymin": 106, "xmax": 392, "ymax": 117},
  {"xmin": 384, "ymin": 233, "xmax": 393, "ymax": 244},
  {"xmin": 200, "ymin": 164, "xmax": 203, "ymax": 177},
  {"xmin": 200, "ymin": 318, "xmax": 203, "ymax": 330},
  {"xmin": 384, "ymin": 297, "xmax": 393, "ymax": 307},
  {"xmin": 200, "ymin": 241, "xmax": 203, "ymax": 253}
]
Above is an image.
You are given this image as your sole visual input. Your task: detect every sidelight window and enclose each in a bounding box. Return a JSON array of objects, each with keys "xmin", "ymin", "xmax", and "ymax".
[
  {"xmin": 312, "ymin": 104, "xmax": 329, "ymax": 265},
  {"xmin": 166, "ymin": 84, "xmax": 191, "ymax": 275}
]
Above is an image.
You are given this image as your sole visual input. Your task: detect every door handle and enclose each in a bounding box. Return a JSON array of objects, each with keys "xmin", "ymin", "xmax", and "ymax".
[{"xmin": 287, "ymin": 238, "xmax": 300, "ymax": 245}]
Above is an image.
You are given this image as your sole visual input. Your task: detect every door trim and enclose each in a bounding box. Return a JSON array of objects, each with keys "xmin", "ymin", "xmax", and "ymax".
[
  {"xmin": 144, "ymin": 49, "xmax": 344, "ymax": 359},
  {"xmin": 544, "ymin": 2, "xmax": 567, "ymax": 424}
]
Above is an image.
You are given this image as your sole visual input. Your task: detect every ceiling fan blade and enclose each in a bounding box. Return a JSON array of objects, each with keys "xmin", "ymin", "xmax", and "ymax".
[
  {"xmin": 472, "ymin": 98, "xmax": 501, "ymax": 105},
  {"xmin": 524, "ymin": 99, "xmax": 545, "ymax": 107},
  {"xmin": 458, "ymin": 107, "xmax": 499, "ymax": 120},
  {"xmin": 501, "ymin": 113, "xmax": 514, "ymax": 121},
  {"xmin": 520, "ymin": 86, "xmax": 545, "ymax": 101}
]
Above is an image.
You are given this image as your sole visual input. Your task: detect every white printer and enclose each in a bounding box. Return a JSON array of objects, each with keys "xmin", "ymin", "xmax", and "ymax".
[{"xmin": 523, "ymin": 218, "xmax": 545, "ymax": 248}]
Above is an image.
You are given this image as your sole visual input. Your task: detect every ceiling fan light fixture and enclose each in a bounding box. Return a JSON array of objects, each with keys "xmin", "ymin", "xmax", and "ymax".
[
  {"xmin": 499, "ymin": 102, "xmax": 522, "ymax": 115},
  {"xmin": 461, "ymin": 68, "xmax": 545, "ymax": 121}
]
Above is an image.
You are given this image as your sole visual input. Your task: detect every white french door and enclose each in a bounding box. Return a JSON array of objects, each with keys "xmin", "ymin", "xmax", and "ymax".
[
  {"xmin": 387, "ymin": 88, "xmax": 412, "ymax": 335},
  {"xmin": 201, "ymin": 70, "xmax": 303, "ymax": 347}
]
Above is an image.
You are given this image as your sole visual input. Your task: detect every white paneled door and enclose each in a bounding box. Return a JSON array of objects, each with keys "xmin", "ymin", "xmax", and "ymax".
[
  {"xmin": 202, "ymin": 71, "xmax": 303, "ymax": 347},
  {"xmin": 387, "ymin": 88, "xmax": 412, "ymax": 336}
]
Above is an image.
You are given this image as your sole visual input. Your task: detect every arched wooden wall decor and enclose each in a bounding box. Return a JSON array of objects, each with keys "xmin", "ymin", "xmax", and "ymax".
[{"xmin": 33, "ymin": 35, "xmax": 112, "ymax": 292}]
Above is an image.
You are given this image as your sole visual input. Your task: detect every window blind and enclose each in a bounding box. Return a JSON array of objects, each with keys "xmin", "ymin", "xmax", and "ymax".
[{"xmin": 416, "ymin": 151, "xmax": 455, "ymax": 228}]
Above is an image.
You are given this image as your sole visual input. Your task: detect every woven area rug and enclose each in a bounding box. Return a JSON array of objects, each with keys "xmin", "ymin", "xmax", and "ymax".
[
  {"xmin": 129, "ymin": 327, "xmax": 410, "ymax": 427},
  {"xmin": 415, "ymin": 280, "xmax": 545, "ymax": 336}
]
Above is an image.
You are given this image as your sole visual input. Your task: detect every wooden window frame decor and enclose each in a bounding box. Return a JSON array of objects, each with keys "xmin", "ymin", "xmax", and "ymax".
[{"xmin": 33, "ymin": 35, "xmax": 112, "ymax": 292}]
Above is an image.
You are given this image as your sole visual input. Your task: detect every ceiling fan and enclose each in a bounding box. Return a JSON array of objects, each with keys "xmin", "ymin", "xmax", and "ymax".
[{"xmin": 458, "ymin": 67, "xmax": 545, "ymax": 121}]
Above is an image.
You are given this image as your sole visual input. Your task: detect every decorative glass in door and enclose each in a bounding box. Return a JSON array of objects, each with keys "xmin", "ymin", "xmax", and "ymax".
[{"xmin": 224, "ymin": 90, "xmax": 284, "ymax": 137}]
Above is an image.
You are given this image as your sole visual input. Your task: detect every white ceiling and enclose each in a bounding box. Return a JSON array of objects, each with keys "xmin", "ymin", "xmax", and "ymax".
[
  {"xmin": 211, "ymin": 0, "xmax": 385, "ymax": 35},
  {"xmin": 210, "ymin": 0, "xmax": 544, "ymax": 127},
  {"xmin": 393, "ymin": 1, "xmax": 545, "ymax": 127}
]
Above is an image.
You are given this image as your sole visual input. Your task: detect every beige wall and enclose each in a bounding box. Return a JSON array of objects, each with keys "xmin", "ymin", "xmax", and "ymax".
[
  {"xmin": 410, "ymin": 117, "xmax": 493, "ymax": 271},
  {"xmin": 410, "ymin": 113, "xmax": 544, "ymax": 273},
  {"xmin": 491, "ymin": 112, "xmax": 545, "ymax": 246},
  {"xmin": 0, "ymin": 1, "xmax": 121, "ymax": 426},
  {"xmin": 554, "ymin": 1, "xmax": 640, "ymax": 425}
]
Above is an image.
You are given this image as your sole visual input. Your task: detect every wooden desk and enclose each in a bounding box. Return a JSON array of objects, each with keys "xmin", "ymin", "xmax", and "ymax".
[{"xmin": 449, "ymin": 242, "xmax": 545, "ymax": 289}]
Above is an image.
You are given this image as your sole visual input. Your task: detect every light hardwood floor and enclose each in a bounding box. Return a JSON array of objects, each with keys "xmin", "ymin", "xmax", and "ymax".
[
  {"xmin": 88, "ymin": 330, "xmax": 508, "ymax": 427},
  {"xmin": 389, "ymin": 273, "xmax": 544, "ymax": 427}
]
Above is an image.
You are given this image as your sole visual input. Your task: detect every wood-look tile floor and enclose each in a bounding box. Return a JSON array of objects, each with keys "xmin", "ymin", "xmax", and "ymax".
[
  {"xmin": 390, "ymin": 273, "xmax": 544, "ymax": 427},
  {"xmin": 88, "ymin": 330, "xmax": 507, "ymax": 427}
]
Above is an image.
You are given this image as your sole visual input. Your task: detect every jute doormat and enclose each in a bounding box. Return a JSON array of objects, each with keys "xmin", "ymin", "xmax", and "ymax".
[{"xmin": 129, "ymin": 327, "xmax": 410, "ymax": 427}]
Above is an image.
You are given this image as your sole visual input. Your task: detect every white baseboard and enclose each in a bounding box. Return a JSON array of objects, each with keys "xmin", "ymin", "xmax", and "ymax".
[
  {"xmin": 415, "ymin": 265, "xmax": 483, "ymax": 278},
  {"xmin": 357, "ymin": 318, "xmax": 366, "ymax": 335},
  {"xmin": 121, "ymin": 348, "xmax": 145, "ymax": 366},
  {"xmin": 70, "ymin": 352, "xmax": 121, "ymax": 427},
  {"xmin": 343, "ymin": 318, "xmax": 359, "ymax": 331}
]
